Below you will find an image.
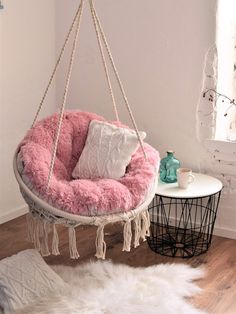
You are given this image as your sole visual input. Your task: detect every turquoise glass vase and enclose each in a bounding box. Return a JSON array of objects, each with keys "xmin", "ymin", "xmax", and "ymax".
[{"xmin": 160, "ymin": 151, "xmax": 180, "ymax": 183}]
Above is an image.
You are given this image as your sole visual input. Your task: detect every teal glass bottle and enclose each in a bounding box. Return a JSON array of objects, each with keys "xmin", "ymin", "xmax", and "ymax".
[{"xmin": 160, "ymin": 151, "xmax": 180, "ymax": 183}]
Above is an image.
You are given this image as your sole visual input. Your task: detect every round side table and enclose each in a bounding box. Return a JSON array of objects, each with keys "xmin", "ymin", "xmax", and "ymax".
[{"xmin": 147, "ymin": 173, "xmax": 223, "ymax": 258}]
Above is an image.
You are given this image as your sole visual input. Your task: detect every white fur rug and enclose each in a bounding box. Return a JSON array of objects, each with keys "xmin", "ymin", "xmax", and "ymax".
[{"xmin": 15, "ymin": 261, "xmax": 205, "ymax": 314}]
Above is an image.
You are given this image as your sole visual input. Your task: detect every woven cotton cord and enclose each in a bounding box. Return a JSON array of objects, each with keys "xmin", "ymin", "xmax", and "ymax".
[
  {"xmin": 46, "ymin": 0, "xmax": 84, "ymax": 191},
  {"xmin": 31, "ymin": 1, "xmax": 83, "ymax": 127},
  {"xmin": 52, "ymin": 224, "xmax": 60, "ymax": 256},
  {"xmin": 89, "ymin": 0, "xmax": 119, "ymax": 121},
  {"xmin": 90, "ymin": 0, "xmax": 146, "ymax": 158},
  {"xmin": 68, "ymin": 227, "xmax": 80, "ymax": 259},
  {"xmin": 122, "ymin": 218, "xmax": 132, "ymax": 252},
  {"xmin": 95, "ymin": 224, "xmax": 107, "ymax": 259}
]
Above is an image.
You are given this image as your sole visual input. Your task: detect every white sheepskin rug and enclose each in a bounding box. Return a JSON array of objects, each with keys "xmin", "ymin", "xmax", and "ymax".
[{"xmin": 15, "ymin": 261, "xmax": 205, "ymax": 314}]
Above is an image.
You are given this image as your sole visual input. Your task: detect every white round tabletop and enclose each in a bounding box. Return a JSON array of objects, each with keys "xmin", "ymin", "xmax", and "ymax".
[{"xmin": 156, "ymin": 173, "xmax": 223, "ymax": 198}]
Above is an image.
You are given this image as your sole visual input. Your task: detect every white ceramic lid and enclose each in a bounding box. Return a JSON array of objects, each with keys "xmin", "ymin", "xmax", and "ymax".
[{"xmin": 156, "ymin": 173, "xmax": 223, "ymax": 198}]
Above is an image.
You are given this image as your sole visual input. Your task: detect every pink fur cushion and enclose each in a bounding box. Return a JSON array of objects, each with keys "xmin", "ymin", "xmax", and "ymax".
[{"xmin": 18, "ymin": 111, "xmax": 160, "ymax": 216}]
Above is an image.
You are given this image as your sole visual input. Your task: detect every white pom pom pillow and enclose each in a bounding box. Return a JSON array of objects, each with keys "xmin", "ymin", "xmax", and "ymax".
[{"xmin": 72, "ymin": 120, "xmax": 146, "ymax": 180}]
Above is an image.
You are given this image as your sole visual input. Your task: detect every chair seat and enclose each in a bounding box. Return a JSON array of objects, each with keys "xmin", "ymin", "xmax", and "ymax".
[{"xmin": 18, "ymin": 111, "xmax": 160, "ymax": 216}]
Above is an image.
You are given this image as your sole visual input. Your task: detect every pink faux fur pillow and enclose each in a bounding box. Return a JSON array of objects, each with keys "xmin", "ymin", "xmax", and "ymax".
[{"xmin": 18, "ymin": 111, "xmax": 160, "ymax": 216}]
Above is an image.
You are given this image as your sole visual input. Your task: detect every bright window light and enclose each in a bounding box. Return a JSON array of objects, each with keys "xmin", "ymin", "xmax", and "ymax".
[{"xmin": 215, "ymin": 0, "xmax": 236, "ymax": 141}]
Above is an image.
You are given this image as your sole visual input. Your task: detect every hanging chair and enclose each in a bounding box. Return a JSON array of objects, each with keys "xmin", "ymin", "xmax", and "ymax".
[{"xmin": 13, "ymin": 0, "xmax": 160, "ymax": 259}]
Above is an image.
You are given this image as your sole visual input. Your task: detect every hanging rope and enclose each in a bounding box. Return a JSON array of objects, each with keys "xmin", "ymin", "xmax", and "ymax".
[
  {"xmin": 46, "ymin": 0, "xmax": 84, "ymax": 190},
  {"xmin": 89, "ymin": 0, "xmax": 119, "ymax": 121},
  {"xmin": 90, "ymin": 0, "xmax": 146, "ymax": 158},
  {"xmin": 32, "ymin": 0, "xmax": 146, "ymax": 190},
  {"xmin": 31, "ymin": 2, "xmax": 83, "ymax": 127}
]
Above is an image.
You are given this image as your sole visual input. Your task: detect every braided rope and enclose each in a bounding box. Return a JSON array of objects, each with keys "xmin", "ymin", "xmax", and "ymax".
[
  {"xmin": 46, "ymin": 0, "xmax": 84, "ymax": 190},
  {"xmin": 31, "ymin": 2, "xmax": 83, "ymax": 127},
  {"xmin": 89, "ymin": 0, "xmax": 119, "ymax": 121},
  {"xmin": 90, "ymin": 1, "xmax": 146, "ymax": 158},
  {"xmin": 33, "ymin": 0, "xmax": 146, "ymax": 191}
]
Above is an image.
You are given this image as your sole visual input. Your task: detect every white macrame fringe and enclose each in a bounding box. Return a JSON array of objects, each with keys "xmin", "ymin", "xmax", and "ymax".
[
  {"xmin": 68, "ymin": 227, "xmax": 80, "ymax": 259},
  {"xmin": 26, "ymin": 209, "xmax": 151, "ymax": 260},
  {"xmin": 133, "ymin": 214, "xmax": 142, "ymax": 248},
  {"xmin": 34, "ymin": 217, "xmax": 42, "ymax": 251},
  {"xmin": 146, "ymin": 210, "xmax": 151, "ymax": 237},
  {"xmin": 40, "ymin": 221, "xmax": 50, "ymax": 256},
  {"xmin": 52, "ymin": 224, "xmax": 60, "ymax": 256},
  {"xmin": 122, "ymin": 209, "xmax": 150, "ymax": 252},
  {"xmin": 95, "ymin": 224, "xmax": 106, "ymax": 259},
  {"xmin": 132, "ymin": 209, "xmax": 151, "ymax": 248},
  {"xmin": 27, "ymin": 213, "xmax": 72, "ymax": 258},
  {"xmin": 27, "ymin": 213, "xmax": 51, "ymax": 256},
  {"xmin": 26, "ymin": 213, "xmax": 34, "ymax": 243},
  {"xmin": 122, "ymin": 219, "xmax": 132, "ymax": 252},
  {"xmin": 140, "ymin": 210, "xmax": 150, "ymax": 241}
]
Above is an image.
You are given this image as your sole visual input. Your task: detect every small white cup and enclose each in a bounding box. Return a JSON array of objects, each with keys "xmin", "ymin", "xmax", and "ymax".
[{"xmin": 177, "ymin": 168, "xmax": 195, "ymax": 189}]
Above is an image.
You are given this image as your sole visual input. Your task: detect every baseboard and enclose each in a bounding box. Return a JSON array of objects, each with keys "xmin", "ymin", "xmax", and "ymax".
[
  {"xmin": 0, "ymin": 205, "xmax": 28, "ymax": 225},
  {"xmin": 213, "ymin": 226, "xmax": 236, "ymax": 240}
]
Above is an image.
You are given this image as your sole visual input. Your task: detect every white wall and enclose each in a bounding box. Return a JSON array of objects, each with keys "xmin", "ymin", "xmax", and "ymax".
[
  {"xmin": 55, "ymin": 0, "xmax": 216, "ymax": 168},
  {"xmin": 0, "ymin": 0, "xmax": 56, "ymax": 223},
  {"xmin": 56, "ymin": 0, "xmax": 236, "ymax": 237}
]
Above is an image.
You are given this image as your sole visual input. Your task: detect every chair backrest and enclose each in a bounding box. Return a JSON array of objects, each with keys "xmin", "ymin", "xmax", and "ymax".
[{"xmin": 22, "ymin": 110, "xmax": 105, "ymax": 176}]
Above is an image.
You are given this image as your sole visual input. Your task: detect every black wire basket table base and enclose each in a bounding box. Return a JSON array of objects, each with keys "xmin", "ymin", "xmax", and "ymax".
[{"xmin": 147, "ymin": 192, "xmax": 221, "ymax": 258}]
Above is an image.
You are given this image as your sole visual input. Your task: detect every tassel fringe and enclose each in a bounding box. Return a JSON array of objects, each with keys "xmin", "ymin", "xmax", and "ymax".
[
  {"xmin": 41, "ymin": 221, "xmax": 50, "ymax": 256},
  {"xmin": 140, "ymin": 210, "xmax": 151, "ymax": 241},
  {"xmin": 26, "ymin": 209, "xmax": 150, "ymax": 260},
  {"xmin": 145, "ymin": 210, "xmax": 151, "ymax": 237},
  {"xmin": 68, "ymin": 227, "xmax": 80, "ymax": 259},
  {"xmin": 122, "ymin": 220, "xmax": 132, "ymax": 252},
  {"xmin": 34, "ymin": 217, "xmax": 42, "ymax": 251},
  {"xmin": 132, "ymin": 210, "xmax": 151, "ymax": 248},
  {"xmin": 133, "ymin": 214, "xmax": 142, "ymax": 248},
  {"xmin": 26, "ymin": 213, "xmax": 34, "ymax": 243},
  {"xmin": 95, "ymin": 224, "xmax": 106, "ymax": 259},
  {"xmin": 52, "ymin": 224, "xmax": 60, "ymax": 255}
]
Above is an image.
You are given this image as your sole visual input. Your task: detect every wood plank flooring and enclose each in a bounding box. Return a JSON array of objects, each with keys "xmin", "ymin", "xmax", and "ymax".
[{"xmin": 0, "ymin": 215, "xmax": 236, "ymax": 314}]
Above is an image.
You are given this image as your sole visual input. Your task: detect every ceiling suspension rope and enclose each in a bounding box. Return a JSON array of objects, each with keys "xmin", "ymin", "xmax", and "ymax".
[
  {"xmin": 31, "ymin": 1, "xmax": 83, "ymax": 127},
  {"xmin": 90, "ymin": 1, "xmax": 146, "ymax": 158},
  {"xmin": 89, "ymin": 0, "xmax": 119, "ymax": 122},
  {"xmin": 46, "ymin": 0, "xmax": 85, "ymax": 191}
]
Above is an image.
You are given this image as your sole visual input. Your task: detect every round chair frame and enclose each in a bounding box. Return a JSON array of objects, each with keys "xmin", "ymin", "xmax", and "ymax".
[
  {"xmin": 13, "ymin": 0, "xmax": 159, "ymax": 260},
  {"xmin": 14, "ymin": 150, "xmax": 158, "ymax": 259}
]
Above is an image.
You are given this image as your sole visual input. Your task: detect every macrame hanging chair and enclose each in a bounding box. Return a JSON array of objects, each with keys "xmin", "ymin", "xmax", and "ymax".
[{"xmin": 13, "ymin": 0, "xmax": 160, "ymax": 259}]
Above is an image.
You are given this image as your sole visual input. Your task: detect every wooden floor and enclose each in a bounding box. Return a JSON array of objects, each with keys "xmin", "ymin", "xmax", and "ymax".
[{"xmin": 0, "ymin": 215, "xmax": 236, "ymax": 314}]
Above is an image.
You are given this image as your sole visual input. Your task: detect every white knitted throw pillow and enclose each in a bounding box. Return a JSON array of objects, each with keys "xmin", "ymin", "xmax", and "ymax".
[
  {"xmin": 72, "ymin": 120, "xmax": 146, "ymax": 180},
  {"xmin": 0, "ymin": 250, "xmax": 66, "ymax": 314}
]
